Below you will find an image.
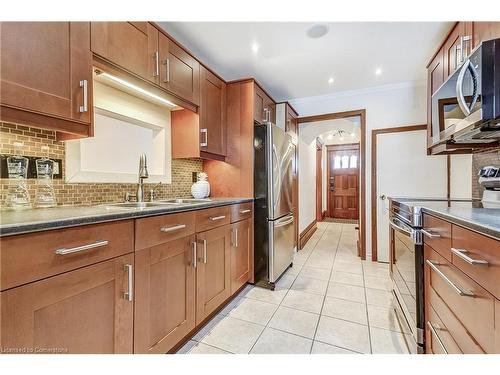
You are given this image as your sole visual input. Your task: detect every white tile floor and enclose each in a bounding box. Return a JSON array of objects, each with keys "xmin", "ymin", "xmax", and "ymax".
[{"xmin": 178, "ymin": 222, "xmax": 413, "ymax": 354}]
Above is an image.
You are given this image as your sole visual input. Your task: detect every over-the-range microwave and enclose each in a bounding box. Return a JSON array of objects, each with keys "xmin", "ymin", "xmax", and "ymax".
[{"xmin": 431, "ymin": 37, "xmax": 500, "ymax": 144}]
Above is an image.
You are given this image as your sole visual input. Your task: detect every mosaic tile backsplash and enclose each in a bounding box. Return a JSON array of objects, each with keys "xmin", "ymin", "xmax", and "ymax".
[{"xmin": 0, "ymin": 122, "xmax": 203, "ymax": 206}]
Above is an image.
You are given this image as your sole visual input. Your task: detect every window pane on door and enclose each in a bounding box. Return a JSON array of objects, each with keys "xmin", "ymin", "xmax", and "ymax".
[
  {"xmin": 334, "ymin": 156, "xmax": 341, "ymax": 169},
  {"xmin": 349, "ymin": 155, "xmax": 357, "ymax": 168},
  {"xmin": 341, "ymin": 155, "xmax": 349, "ymax": 168}
]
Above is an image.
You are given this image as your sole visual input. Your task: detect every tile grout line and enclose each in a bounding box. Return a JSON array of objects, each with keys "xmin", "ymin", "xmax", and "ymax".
[
  {"xmin": 361, "ymin": 252, "xmax": 374, "ymax": 354},
  {"xmin": 310, "ymin": 222, "xmax": 343, "ymax": 353}
]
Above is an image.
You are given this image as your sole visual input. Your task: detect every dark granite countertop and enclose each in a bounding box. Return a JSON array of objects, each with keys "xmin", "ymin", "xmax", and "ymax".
[{"xmin": 0, "ymin": 198, "xmax": 253, "ymax": 237}]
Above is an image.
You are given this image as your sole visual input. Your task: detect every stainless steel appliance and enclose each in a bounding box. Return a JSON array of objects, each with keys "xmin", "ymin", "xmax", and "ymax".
[
  {"xmin": 254, "ymin": 121, "xmax": 295, "ymax": 289},
  {"xmin": 389, "ymin": 166, "xmax": 500, "ymax": 353},
  {"xmin": 431, "ymin": 38, "xmax": 500, "ymax": 144}
]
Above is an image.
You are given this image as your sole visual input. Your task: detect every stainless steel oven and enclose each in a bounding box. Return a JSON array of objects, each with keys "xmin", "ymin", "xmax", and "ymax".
[{"xmin": 389, "ymin": 200, "xmax": 425, "ymax": 354}]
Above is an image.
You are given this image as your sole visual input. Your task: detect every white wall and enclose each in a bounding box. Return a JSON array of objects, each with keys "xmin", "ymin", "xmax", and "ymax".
[
  {"xmin": 292, "ymin": 81, "xmax": 428, "ymax": 258},
  {"xmin": 298, "ymin": 130, "xmax": 317, "ymax": 232},
  {"xmin": 450, "ymin": 155, "xmax": 473, "ymax": 199}
]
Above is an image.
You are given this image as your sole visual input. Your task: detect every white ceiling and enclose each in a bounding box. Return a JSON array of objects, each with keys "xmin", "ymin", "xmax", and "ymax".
[
  {"xmin": 300, "ymin": 117, "xmax": 360, "ymax": 145},
  {"xmin": 158, "ymin": 22, "xmax": 453, "ymax": 102}
]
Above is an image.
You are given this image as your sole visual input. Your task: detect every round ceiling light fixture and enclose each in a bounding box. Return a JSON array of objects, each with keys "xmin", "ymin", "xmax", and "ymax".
[{"xmin": 307, "ymin": 24, "xmax": 329, "ymax": 39}]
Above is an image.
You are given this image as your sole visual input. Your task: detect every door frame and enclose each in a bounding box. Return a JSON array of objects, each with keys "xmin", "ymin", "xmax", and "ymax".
[
  {"xmin": 370, "ymin": 124, "xmax": 427, "ymax": 261},
  {"xmin": 326, "ymin": 142, "xmax": 360, "ymax": 220},
  {"xmin": 298, "ymin": 109, "xmax": 367, "ymax": 260},
  {"xmin": 316, "ymin": 138, "xmax": 324, "ymax": 222}
]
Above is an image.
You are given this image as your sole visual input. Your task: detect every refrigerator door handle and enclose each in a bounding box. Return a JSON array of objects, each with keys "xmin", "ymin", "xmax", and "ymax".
[{"xmin": 272, "ymin": 144, "xmax": 281, "ymax": 213}]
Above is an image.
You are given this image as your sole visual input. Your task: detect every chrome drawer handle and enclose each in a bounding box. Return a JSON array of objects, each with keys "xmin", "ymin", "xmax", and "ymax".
[
  {"xmin": 426, "ymin": 260, "xmax": 474, "ymax": 297},
  {"xmin": 451, "ymin": 248, "xmax": 489, "ymax": 266},
  {"xmin": 209, "ymin": 215, "xmax": 226, "ymax": 221},
  {"xmin": 427, "ymin": 321, "xmax": 448, "ymax": 354},
  {"xmin": 240, "ymin": 209, "xmax": 251, "ymax": 214},
  {"xmin": 124, "ymin": 264, "xmax": 133, "ymax": 302},
  {"xmin": 421, "ymin": 229, "xmax": 441, "ymax": 239},
  {"xmin": 54, "ymin": 240, "xmax": 108, "ymax": 255},
  {"xmin": 160, "ymin": 224, "xmax": 187, "ymax": 233}
]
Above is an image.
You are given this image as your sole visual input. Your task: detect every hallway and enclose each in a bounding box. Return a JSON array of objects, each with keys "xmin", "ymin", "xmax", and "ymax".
[{"xmin": 178, "ymin": 222, "xmax": 413, "ymax": 354}]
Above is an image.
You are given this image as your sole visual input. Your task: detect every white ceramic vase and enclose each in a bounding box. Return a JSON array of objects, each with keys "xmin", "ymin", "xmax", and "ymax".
[{"xmin": 191, "ymin": 172, "xmax": 210, "ymax": 199}]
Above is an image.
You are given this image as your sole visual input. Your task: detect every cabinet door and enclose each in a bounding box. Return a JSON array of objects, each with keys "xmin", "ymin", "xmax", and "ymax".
[
  {"xmin": 200, "ymin": 66, "xmax": 226, "ymax": 156},
  {"xmin": 91, "ymin": 22, "xmax": 158, "ymax": 83},
  {"xmin": 1, "ymin": 22, "xmax": 92, "ymax": 124},
  {"xmin": 230, "ymin": 219, "xmax": 252, "ymax": 294},
  {"xmin": 134, "ymin": 235, "xmax": 196, "ymax": 354},
  {"xmin": 159, "ymin": 34, "xmax": 200, "ymax": 105},
  {"xmin": 0, "ymin": 254, "xmax": 134, "ymax": 354},
  {"xmin": 472, "ymin": 22, "xmax": 500, "ymax": 48},
  {"xmin": 443, "ymin": 22, "xmax": 473, "ymax": 78},
  {"xmin": 196, "ymin": 225, "xmax": 231, "ymax": 324},
  {"xmin": 254, "ymin": 85, "xmax": 266, "ymax": 123},
  {"xmin": 427, "ymin": 47, "xmax": 445, "ymax": 145},
  {"xmin": 266, "ymin": 101, "xmax": 277, "ymax": 124}
]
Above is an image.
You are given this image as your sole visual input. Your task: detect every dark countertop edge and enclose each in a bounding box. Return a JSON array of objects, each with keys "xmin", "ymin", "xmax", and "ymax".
[
  {"xmin": 0, "ymin": 198, "xmax": 254, "ymax": 237},
  {"xmin": 422, "ymin": 207, "xmax": 500, "ymax": 241}
]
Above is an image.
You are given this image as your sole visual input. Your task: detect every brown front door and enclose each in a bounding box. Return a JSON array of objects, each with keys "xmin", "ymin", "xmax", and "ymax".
[
  {"xmin": 328, "ymin": 144, "xmax": 359, "ymax": 220},
  {"xmin": 316, "ymin": 140, "xmax": 323, "ymax": 222}
]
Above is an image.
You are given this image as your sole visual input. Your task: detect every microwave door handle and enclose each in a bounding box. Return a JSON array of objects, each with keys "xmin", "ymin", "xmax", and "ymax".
[
  {"xmin": 468, "ymin": 62, "xmax": 479, "ymax": 111},
  {"xmin": 456, "ymin": 60, "xmax": 471, "ymax": 116}
]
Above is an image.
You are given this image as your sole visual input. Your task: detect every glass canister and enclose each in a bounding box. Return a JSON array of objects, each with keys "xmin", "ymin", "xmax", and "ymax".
[
  {"xmin": 5, "ymin": 142, "xmax": 32, "ymax": 209},
  {"xmin": 34, "ymin": 146, "xmax": 57, "ymax": 208}
]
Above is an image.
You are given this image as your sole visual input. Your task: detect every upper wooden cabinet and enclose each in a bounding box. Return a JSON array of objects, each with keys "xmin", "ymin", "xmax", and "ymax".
[
  {"xmin": 199, "ymin": 66, "xmax": 226, "ymax": 156},
  {"xmin": 0, "ymin": 22, "xmax": 93, "ymax": 137},
  {"xmin": 254, "ymin": 84, "xmax": 276, "ymax": 124},
  {"xmin": 91, "ymin": 22, "xmax": 158, "ymax": 84},
  {"xmin": 426, "ymin": 47, "xmax": 445, "ymax": 149},
  {"xmin": 0, "ymin": 254, "xmax": 134, "ymax": 354},
  {"xmin": 472, "ymin": 22, "xmax": 500, "ymax": 48},
  {"xmin": 443, "ymin": 22, "xmax": 473, "ymax": 78},
  {"xmin": 158, "ymin": 34, "xmax": 200, "ymax": 106}
]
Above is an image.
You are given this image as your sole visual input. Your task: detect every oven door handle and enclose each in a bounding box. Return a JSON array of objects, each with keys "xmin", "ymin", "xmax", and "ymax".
[{"xmin": 389, "ymin": 218, "xmax": 413, "ymax": 237}]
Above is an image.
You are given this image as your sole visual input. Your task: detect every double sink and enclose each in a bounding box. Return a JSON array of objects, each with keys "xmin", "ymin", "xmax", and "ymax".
[{"xmin": 105, "ymin": 198, "xmax": 212, "ymax": 211}]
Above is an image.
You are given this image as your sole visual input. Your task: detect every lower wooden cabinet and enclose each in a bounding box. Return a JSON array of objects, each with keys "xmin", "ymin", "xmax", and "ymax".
[
  {"xmin": 0, "ymin": 253, "xmax": 134, "ymax": 354},
  {"xmin": 134, "ymin": 235, "xmax": 196, "ymax": 354},
  {"xmin": 230, "ymin": 218, "xmax": 252, "ymax": 294},
  {"xmin": 195, "ymin": 224, "xmax": 231, "ymax": 325}
]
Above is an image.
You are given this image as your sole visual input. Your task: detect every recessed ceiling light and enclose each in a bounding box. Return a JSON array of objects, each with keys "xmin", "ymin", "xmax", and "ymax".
[
  {"xmin": 375, "ymin": 68, "xmax": 382, "ymax": 76},
  {"xmin": 350, "ymin": 132, "xmax": 356, "ymax": 137},
  {"xmin": 339, "ymin": 136, "xmax": 345, "ymax": 141},
  {"xmin": 307, "ymin": 24, "xmax": 329, "ymax": 39},
  {"xmin": 327, "ymin": 134, "xmax": 333, "ymax": 140},
  {"xmin": 328, "ymin": 77, "xmax": 334, "ymax": 85},
  {"xmin": 251, "ymin": 42, "xmax": 259, "ymax": 53}
]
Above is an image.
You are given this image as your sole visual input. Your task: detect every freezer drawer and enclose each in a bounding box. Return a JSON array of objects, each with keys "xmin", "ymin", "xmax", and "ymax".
[{"xmin": 269, "ymin": 213, "xmax": 294, "ymax": 283}]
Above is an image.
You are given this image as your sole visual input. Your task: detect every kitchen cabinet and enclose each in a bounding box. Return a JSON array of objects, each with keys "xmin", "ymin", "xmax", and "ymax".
[
  {"xmin": 91, "ymin": 22, "xmax": 159, "ymax": 84},
  {"xmin": 443, "ymin": 22, "xmax": 473, "ymax": 79},
  {"xmin": 285, "ymin": 104, "xmax": 299, "ymax": 249},
  {"xmin": 195, "ymin": 224, "xmax": 232, "ymax": 324},
  {"xmin": 134, "ymin": 234, "xmax": 196, "ymax": 354},
  {"xmin": 423, "ymin": 213, "xmax": 500, "ymax": 354},
  {"xmin": 0, "ymin": 254, "xmax": 134, "ymax": 354},
  {"xmin": 254, "ymin": 83, "xmax": 276, "ymax": 124},
  {"xmin": 230, "ymin": 218, "xmax": 253, "ymax": 294},
  {"xmin": 158, "ymin": 33, "xmax": 200, "ymax": 106},
  {"xmin": 472, "ymin": 22, "xmax": 500, "ymax": 48},
  {"xmin": 426, "ymin": 47, "xmax": 444, "ymax": 149},
  {"xmin": 199, "ymin": 66, "xmax": 227, "ymax": 157},
  {"xmin": 0, "ymin": 22, "xmax": 93, "ymax": 137}
]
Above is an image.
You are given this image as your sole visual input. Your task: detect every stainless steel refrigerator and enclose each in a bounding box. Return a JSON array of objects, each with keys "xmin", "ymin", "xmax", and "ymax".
[{"xmin": 254, "ymin": 122, "xmax": 295, "ymax": 289}]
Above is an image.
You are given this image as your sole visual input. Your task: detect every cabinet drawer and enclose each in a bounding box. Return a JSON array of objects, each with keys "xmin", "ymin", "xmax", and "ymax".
[
  {"xmin": 427, "ymin": 284, "xmax": 484, "ymax": 353},
  {"xmin": 135, "ymin": 211, "xmax": 196, "ymax": 251},
  {"xmin": 426, "ymin": 304, "xmax": 462, "ymax": 354},
  {"xmin": 195, "ymin": 206, "xmax": 231, "ymax": 233},
  {"xmin": 230, "ymin": 202, "xmax": 253, "ymax": 223},
  {"xmin": 451, "ymin": 225, "xmax": 500, "ymax": 299},
  {"xmin": 423, "ymin": 214, "xmax": 452, "ymax": 261},
  {"xmin": 425, "ymin": 245, "xmax": 495, "ymax": 353},
  {"xmin": 0, "ymin": 220, "xmax": 134, "ymax": 291}
]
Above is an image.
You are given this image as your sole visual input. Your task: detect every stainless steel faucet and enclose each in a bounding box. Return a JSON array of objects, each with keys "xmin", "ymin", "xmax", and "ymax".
[{"xmin": 137, "ymin": 153, "xmax": 149, "ymax": 202}]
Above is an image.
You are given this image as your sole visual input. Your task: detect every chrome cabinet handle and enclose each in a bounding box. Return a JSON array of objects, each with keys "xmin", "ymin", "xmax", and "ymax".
[
  {"xmin": 79, "ymin": 79, "xmax": 88, "ymax": 113},
  {"xmin": 232, "ymin": 228, "xmax": 239, "ymax": 248},
  {"xmin": 426, "ymin": 260, "xmax": 474, "ymax": 297},
  {"xmin": 263, "ymin": 108, "xmax": 269, "ymax": 123},
  {"xmin": 427, "ymin": 321, "xmax": 448, "ymax": 354},
  {"xmin": 451, "ymin": 248, "xmax": 488, "ymax": 266},
  {"xmin": 124, "ymin": 264, "xmax": 133, "ymax": 302},
  {"xmin": 460, "ymin": 35, "xmax": 472, "ymax": 63},
  {"xmin": 240, "ymin": 209, "xmax": 251, "ymax": 214},
  {"xmin": 200, "ymin": 128, "xmax": 208, "ymax": 147},
  {"xmin": 153, "ymin": 51, "xmax": 160, "ymax": 77},
  {"xmin": 192, "ymin": 241, "xmax": 197, "ymax": 269},
  {"xmin": 54, "ymin": 240, "xmax": 108, "ymax": 255},
  {"xmin": 201, "ymin": 239, "xmax": 207, "ymax": 263},
  {"xmin": 160, "ymin": 224, "xmax": 186, "ymax": 233},
  {"xmin": 421, "ymin": 229, "xmax": 441, "ymax": 239},
  {"xmin": 209, "ymin": 215, "xmax": 226, "ymax": 221},
  {"xmin": 163, "ymin": 58, "xmax": 170, "ymax": 83}
]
